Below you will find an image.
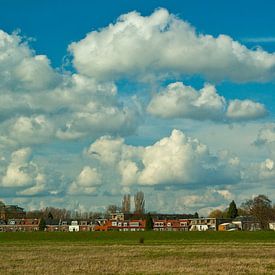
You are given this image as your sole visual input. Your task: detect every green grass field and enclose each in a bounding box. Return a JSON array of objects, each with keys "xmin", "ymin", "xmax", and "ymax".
[
  {"xmin": 0, "ymin": 230, "xmax": 274, "ymax": 244},
  {"xmin": 0, "ymin": 231, "xmax": 274, "ymax": 274}
]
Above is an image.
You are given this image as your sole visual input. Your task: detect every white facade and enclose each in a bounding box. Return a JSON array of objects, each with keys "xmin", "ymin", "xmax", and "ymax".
[
  {"xmin": 69, "ymin": 220, "xmax": 79, "ymax": 232},
  {"xmin": 69, "ymin": 225, "xmax": 79, "ymax": 232},
  {"xmin": 269, "ymin": 222, "xmax": 275, "ymax": 231},
  {"xmin": 190, "ymin": 224, "xmax": 209, "ymax": 231}
]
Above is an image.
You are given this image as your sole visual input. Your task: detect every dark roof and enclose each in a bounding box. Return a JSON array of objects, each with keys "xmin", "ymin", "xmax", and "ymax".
[
  {"xmin": 150, "ymin": 213, "xmax": 194, "ymax": 219},
  {"xmin": 233, "ymin": 216, "xmax": 258, "ymax": 222},
  {"xmin": 1, "ymin": 205, "xmax": 25, "ymax": 213},
  {"xmin": 45, "ymin": 219, "xmax": 60, "ymax": 226}
]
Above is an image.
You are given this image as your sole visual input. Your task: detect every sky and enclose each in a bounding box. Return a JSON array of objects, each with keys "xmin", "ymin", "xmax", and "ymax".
[{"xmin": 1, "ymin": 0, "xmax": 275, "ymax": 215}]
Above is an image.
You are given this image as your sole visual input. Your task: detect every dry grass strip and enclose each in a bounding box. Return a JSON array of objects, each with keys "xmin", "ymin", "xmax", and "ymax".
[{"xmin": 0, "ymin": 243, "xmax": 274, "ymax": 274}]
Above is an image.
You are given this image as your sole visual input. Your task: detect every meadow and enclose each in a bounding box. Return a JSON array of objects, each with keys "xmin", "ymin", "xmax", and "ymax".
[{"xmin": 0, "ymin": 231, "xmax": 274, "ymax": 274}]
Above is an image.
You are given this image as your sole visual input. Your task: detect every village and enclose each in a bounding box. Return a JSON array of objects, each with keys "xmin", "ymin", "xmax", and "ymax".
[{"xmin": 1, "ymin": 200, "xmax": 275, "ymax": 233}]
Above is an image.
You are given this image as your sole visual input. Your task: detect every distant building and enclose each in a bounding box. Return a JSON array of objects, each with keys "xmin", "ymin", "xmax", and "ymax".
[
  {"xmin": 69, "ymin": 220, "xmax": 79, "ymax": 232},
  {"xmin": 189, "ymin": 218, "xmax": 232, "ymax": 231},
  {"xmin": 110, "ymin": 212, "xmax": 194, "ymax": 221},
  {"xmin": 0, "ymin": 205, "xmax": 26, "ymax": 221},
  {"xmin": 233, "ymin": 216, "xmax": 261, "ymax": 231},
  {"xmin": 153, "ymin": 219, "xmax": 189, "ymax": 231},
  {"xmin": 0, "ymin": 219, "xmax": 40, "ymax": 232},
  {"xmin": 111, "ymin": 213, "xmax": 126, "ymax": 221},
  {"xmin": 107, "ymin": 219, "xmax": 145, "ymax": 231},
  {"xmin": 45, "ymin": 219, "xmax": 94, "ymax": 232},
  {"xmin": 218, "ymin": 223, "xmax": 239, "ymax": 231},
  {"xmin": 45, "ymin": 219, "xmax": 62, "ymax": 232},
  {"xmin": 269, "ymin": 222, "xmax": 275, "ymax": 231}
]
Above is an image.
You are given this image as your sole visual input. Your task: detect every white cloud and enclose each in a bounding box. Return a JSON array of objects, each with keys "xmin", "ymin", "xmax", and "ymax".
[
  {"xmin": 0, "ymin": 55, "xmax": 140, "ymax": 146},
  {"xmin": 1, "ymin": 148, "xmax": 34, "ymax": 187},
  {"xmin": 17, "ymin": 173, "xmax": 46, "ymax": 196},
  {"xmin": 244, "ymin": 158, "xmax": 275, "ymax": 183},
  {"xmin": 148, "ymin": 82, "xmax": 267, "ymax": 121},
  {"xmin": 9, "ymin": 115, "xmax": 55, "ymax": 145},
  {"xmin": 69, "ymin": 8, "xmax": 275, "ymax": 82},
  {"xmin": 148, "ymin": 82, "xmax": 225, "ymax": 120},
  {"xmin": 255, "ymin": 123, "xmax": 275, "ymax": 145},
  {"xmin": 1, "ymin": 148, "xmax": 46, "ymax": 196},
  {"xmin": 87, "ymin": 129, "xmax": 241, "ymax": 188},
  {"xmin": 68, "ymin": 166, "xmax": 102, "ymax": 195},
  {"xmin": 0, "ymin": 30, "xmax": 60, "ymax": 91},
  {"xmin": 0, "ymin": 30, "xmax": 141, "ymax": 146},
  {"xmin": 226, "ymin": 99, "xmax": 267, "ymax": 121},
  {"xmin": 172, "ymin": 188, "xmax": 234, "ymax": 215}
]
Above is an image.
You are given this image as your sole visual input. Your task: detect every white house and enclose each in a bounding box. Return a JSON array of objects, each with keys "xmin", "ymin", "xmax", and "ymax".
[
  {"xmin": 190, "ymin": 224, "xmax": 209, "ymax": 231},
  {"xmin": 69, "ymin": 220, "xmax": 79, "ymax": 232},
  {"xmin": 269, "ymin": 222, "xmax": 275, "ymax": 231}
]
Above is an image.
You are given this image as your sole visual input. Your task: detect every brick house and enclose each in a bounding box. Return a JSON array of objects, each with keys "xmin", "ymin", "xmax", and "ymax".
[
  {"xmin": 0, "ymin": 205, "xmax": 26, "ymax": 221},
  {"xmin": 106, "ymin": 219, "xmax": 145, "ymax": 231},
  {"xmin": 153, "ymin": 219, "xmax": 189, "ymax": 231},
  {"xmin": 0, "ymin": 218, "xmax": 40, "ymax": 232},
  {"xmin": 45, "ymin": 219, "xmax": 94, "ymax": 232},
  {"xmin": 232, "ymin": 216, "xmax": 261, "ymax": 231}
]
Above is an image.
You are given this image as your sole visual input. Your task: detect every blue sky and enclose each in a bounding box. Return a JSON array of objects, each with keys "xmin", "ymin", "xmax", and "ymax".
[{"xmin": 0, "ymin": 1, "xmax": 275, "ymax": 214}]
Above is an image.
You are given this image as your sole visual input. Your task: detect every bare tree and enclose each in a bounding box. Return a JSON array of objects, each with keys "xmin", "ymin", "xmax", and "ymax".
[
  {"xmin": 208, "ymin": 209, "xmax": 225, "ymax": 218},
  {"xmin": 89, "ymin": 212, "xmax": 103, "ymax": 220},
  {"xmin": 134, "ymin": 191, "xmax": 145, "ymax": 214},
  {"xmin": 122, "ymin": 194, "xmax": 131, "ymax": 213},
  {"xmin": 41, "ymin": 207, "xmax": 71, "ymax": 220},
  {"xmin": 106, "ymin": 204, "xmax": 121, "ymax": 214},
  {"xmin": 241, "ymin": 194, "xmax": 273, "ymax": 229}
]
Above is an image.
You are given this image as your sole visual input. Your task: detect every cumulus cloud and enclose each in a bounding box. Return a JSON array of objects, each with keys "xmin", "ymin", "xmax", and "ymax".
[
  {"xmin": 174, "ymin": 188, "xmax": 234, "ymax": 213},
  {"xmin": 52, "ymin": 75, "xmax": 140, "ymax": 141},
  {"xmin": 226, "ymin": 99, "xmax": 267, "ymax": 120},
  {"xmin": 68, "ymin": 166, "xmax": 102, "ymax": 195},
  {"xmin": 0, "ymin": 30, "xmax": 140, "ymax": 146},
  {"xmin": 1, "ymin": 148, "xmax": 34, "ymax": 187},
  {"xmin": 1, "ymin": 148, "xmax": 46, "ymax": 196},
  {"xmin": 17, "ymin": 173, "xmax": 46, "ymax": 196},
  {"xmin": 9, "ymin": 115, "xmax": 55, "ymax": 145},
  {"xmin": 243, "ymin": 158, "xmax": 275, "ymax": 184},
  {"xmin": 0, "ymin": 29, "xmax": 141, "ymax": 200},
  {"xmin": 69, "ymin": 8, "xmax": 275, "ymax": 82},
  {"xmin": 255, "ymin": 123, "xmax": 275, "ymax": 145},
  {"xmin": 87, "ymin": 129, "xmax": 241, "ymax": 188},
  {"xmin": 0, "ymin": 30, "xmax": 60, "ymax": 91},
  {"xmin": 148, "ymin": 82, "xmax": 225, "ymax": 120},
  {"xmin": 148, "ymin": 82, "xmax": 267, "ymax": 121}
]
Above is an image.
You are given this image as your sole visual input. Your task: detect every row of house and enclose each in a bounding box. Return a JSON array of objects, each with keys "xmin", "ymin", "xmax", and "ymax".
[
  {"xmin": 0, "ymin": 218, "xmax": 40, "ymax": 232},
  {"xmin": 0, "ymin": 215, "xmax": 265, "ymax": 232}
]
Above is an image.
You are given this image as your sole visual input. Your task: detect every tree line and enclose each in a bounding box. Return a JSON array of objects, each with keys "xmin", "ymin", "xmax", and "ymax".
[
  {"xmin": 23, "ymin": 191, "xmax": 146, "ymax": 221},
  {"xmin": 209, "ymin": 194, "xmax": 275, "ymax": 229}
]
